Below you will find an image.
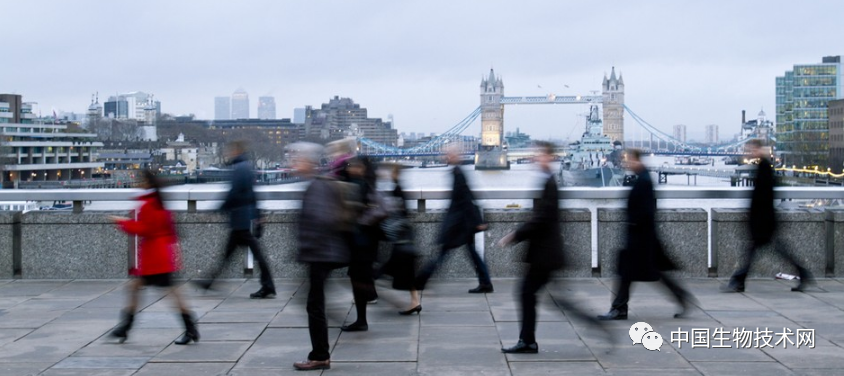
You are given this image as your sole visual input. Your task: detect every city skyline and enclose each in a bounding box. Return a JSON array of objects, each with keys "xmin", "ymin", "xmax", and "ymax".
[{"xmin": 2, "ymin": 0, "xmax": 842, "ymax": 142}]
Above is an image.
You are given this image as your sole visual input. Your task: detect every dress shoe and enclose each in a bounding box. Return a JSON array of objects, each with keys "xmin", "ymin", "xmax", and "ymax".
[
  {"xmin": 367, "ymin": 298, "xmax": 378, "ymax": 304},
  {"xmin": 719, "ymin": 283, "xmax": 744, "ymax": 293},
  {"xmin": 597, "ymin": 308, "xmax": 628, "ymax": 320},
  {"xmin": 502, "ymin": 340, "xmax": 538, "ymax": 354},
  {"xmin": 293, "ymin": 359, "xmax": 330, "ymax": 371},
  {"xmin": 250, "ymin": 289, "xmax": 276, "ymax": 299},
  {"xmin": 341, "ymin": 322, "xmax": 369, "ymax": 332},
  {"xmin": 468, "ymin": 285, "xmax": 494, "ymax": 293},
  {"xmin": 399, "ymin": 305, "xmax": 422, "ymax": 315}
]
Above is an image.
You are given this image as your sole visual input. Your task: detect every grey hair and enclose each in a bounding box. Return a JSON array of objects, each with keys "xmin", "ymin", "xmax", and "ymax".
[
  {"xmin": 326, "ymin": 137, "xmax": 357, "ymax": 157},
  {"xmin": 287, "ymin": 142, "xmax": 324, "ymax": 165}
]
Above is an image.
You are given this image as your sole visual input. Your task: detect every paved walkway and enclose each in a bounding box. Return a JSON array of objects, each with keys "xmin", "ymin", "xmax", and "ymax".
[{"xmin": 0, "ymin": 278, "xmax": 842, "ymax": 375}]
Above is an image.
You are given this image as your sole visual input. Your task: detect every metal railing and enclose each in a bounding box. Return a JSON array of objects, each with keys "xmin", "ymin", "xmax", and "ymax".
[{"xmin": 0, "ymin": 186, "xmax": 842, "ymax": 213}]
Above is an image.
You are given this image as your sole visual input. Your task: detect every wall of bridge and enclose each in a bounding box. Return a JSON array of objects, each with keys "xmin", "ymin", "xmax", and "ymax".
[{"xmin": 0, "ymin": 207, "xmax": 840, "ymax": 279}]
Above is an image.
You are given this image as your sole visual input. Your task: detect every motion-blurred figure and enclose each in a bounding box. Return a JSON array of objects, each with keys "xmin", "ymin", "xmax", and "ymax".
[
  {"xmin": 197, "ymin": 141, "xmax": 275, "ymax": 298},
  {"xmin": 379, "ymin": 163, "xmax": 421, "ymax": 315},
  {"xmin": 341, "ymin": 157, "xmax": 386, "ymax": 332},
  {"xmin": 498, "ymin": 141, "xmax": 565, "ymax": 353},
  {"xmin": 721, "ymin": 139, "xmax": 815, "ymax": 292},
  {"xmin": 598, "ymin": 149, "xmax": 693, "ymax": 320},
  {"xmin": 416, "ymin": 146, "xmax": 493, "ymax": 293},
  {"xmin": 291, "ymin": 142, "xmax": 351, "ymax": 371},
  {"xmin": 109, "ymin": 170, "xmax": 198, "ymax": 345}
]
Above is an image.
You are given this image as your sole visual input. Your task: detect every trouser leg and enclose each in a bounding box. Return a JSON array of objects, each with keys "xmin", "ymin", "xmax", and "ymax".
[
  {"xmin": 660, "ymin": 272, "xmax": 689, "ymax": 307},
  {"xmin": 243, "ymin": 231, "xmax": 274, "ymax": 291},
  {"xmin": 519, "ymin": 268, "xmax": 550, "ymax": 344},
  {"xmin": 307, "ymin": 263, "xmax": 332, "ymax": 361},
  {"xmin": 730, "ymin": 242, "xmax": 759, "ymax": 286},
  {"xmin": 416, "ymin": 247, "xmax": 450, "ymax": 289},
  {"xmin": 610, "ymin": 277, "xmax": 632, "ymax": 312},
  {"xmin": 466, "ymin": 236, "xmax": 492, "ymax": 286},
  {"xmin": 208, "ymin": 230, "xmax": 240, "ymax": 281}
]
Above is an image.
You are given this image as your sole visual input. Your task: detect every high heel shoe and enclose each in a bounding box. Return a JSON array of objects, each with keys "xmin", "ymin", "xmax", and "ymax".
[{"xmin": 399, "ymin": 305, "xmax": 422, "ymax": 315}]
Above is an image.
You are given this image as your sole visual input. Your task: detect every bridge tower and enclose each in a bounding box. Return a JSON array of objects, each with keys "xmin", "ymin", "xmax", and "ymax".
[
  {"xmin": 475, "ymin": 68, "xmax": 509, "ymax": 170},
  {"xmin": 602, "ymin": 67, "xmax": 625, "ymax": 143}
]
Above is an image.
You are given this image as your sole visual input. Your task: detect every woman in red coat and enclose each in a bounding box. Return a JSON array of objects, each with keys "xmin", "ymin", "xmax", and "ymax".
[{"xmin": 109, "ymin": 170, "xmax": 199, "ymax": 345}]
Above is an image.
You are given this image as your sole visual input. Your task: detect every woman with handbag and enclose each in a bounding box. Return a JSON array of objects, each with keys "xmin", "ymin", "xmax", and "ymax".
[
  {"xmin": 108, "ymin": 170, "xmax": 198, "ymax": 345},
  {"xmin": 379, "ymin": 164, "xmax": 421, "ymax": 315},
  {"xmin": 341, "ymin": 156, "xmax": 387, "ymax": 332}
]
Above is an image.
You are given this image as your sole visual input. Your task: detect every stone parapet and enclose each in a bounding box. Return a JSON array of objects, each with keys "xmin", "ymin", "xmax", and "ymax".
[
  {"xmin": 20, "ymin": 211, "xmax": 132, "ymax": 279},
  {"xmin": 712, "ymin": 208, "xmax": 825, "ymax": 278},
  {"xmin": 598, "ymin": 208, "xmax": 708, "ymax": 278}
]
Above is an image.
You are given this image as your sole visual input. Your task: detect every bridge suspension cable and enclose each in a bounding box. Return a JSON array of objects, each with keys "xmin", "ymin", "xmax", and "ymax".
[
  {"xmin": 359, "ymin": 106, "xmax": 481, "ymax": 155},
  {"xmin": 623, "ymin": 104, "xmax": 768, "ymax": 153}
]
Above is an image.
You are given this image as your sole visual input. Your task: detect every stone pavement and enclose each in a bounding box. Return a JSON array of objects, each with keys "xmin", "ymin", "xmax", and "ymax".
[{"xmin": 0, "ymin": 277, "xmax": 843, "ymax": 376}]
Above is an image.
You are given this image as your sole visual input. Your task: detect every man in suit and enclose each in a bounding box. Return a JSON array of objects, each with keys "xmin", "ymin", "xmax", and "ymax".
[
  {"xmin": 196, "ymin": 141, "xmax": 276, "ymax": 299},
  {"xmin": 722, "ymin": 139, "xmax": 814, "ymax": 292},
  {"xmin": 417, "ymin": 146, "xmax": 493, "ymax": 293},
  {"xmin": 498, "ymin": 141, "xmax": 565, "ymax": 353},
  {"xmin": 598, "ymin": 149, "xmax": 692, "ymax": 320}
]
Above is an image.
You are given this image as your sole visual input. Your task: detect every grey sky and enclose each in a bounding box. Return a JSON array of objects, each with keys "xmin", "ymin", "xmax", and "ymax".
[{"xmin": 3, "ymin": 0, "xmax": 842, "ymax": 143}]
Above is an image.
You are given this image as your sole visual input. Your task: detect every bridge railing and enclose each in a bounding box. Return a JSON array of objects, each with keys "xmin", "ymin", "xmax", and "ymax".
[{"xmin": 1, "ymin": 186, "xmax": 841, "ymax": 213}]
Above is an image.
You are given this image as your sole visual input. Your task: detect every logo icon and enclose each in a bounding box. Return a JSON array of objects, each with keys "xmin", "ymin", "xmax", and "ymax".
[{"xmin": 629, "ymin": 322, "xmax": 663, "ymax": 351}]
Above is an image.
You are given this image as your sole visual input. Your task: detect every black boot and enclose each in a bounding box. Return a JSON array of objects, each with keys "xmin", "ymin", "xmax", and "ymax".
[
  {"xmin": 110, "ymin": 310, "xmax": 135, "ymax": 343},
  {"xmin": 174, "ymin": 312, "xmax": 199, "ymax": 345}
]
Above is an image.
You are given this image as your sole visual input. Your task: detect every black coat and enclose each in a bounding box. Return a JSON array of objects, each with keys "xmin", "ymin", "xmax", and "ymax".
[
  {"xmin": 750, "ymin": 158, "xmax": 777, "ymax": 244},
  {"xmin": 220, "ymin": 154, "xmax": 258, "ymax": 230},
  {"xmin": 438, "ymin": 166, "xmax": 483, "ymax": 249},
  {"xmin": 297, "ymin": 177, "xmax": 351, "ymax": 264},
  {"xmin": 617, "ymin": 169, "xmax": 675, "ymax": 281},
  {"xmin": 513, "ymin": 172, "xmax": 564, "ymax": 270}
]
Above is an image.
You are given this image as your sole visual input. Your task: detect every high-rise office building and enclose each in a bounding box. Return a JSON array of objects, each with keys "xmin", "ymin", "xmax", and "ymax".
[
  {"xmin": 829, "ymin": 99, "xmax": 844, "ymax": 172},
  {"xmin": 776, "ymin": 55, "xmax": 844, "ymax": 168},
  {"xmin": 103, "ymin": 92, "xmax": 159, "ymax": 122},
  {"xmin": 673, "ymin": 124, "xmax": 687, "ymax": 144},
  {"xmin": 231, "ymin": 88, "xmax": 250, "ymax": 119},
  {"xmin": 214, "ymin": 97, "xmax": 230, "ymax": 120},
  {"xmin": 258, "ymin": 96, "xmax": 276, "ymax": 120},
  {"xmin": 0, "ymin": 94, "xmax": 35, "ymax": 124},
  {"xmin": 705, "ymin": 124, "xmax": 719, "ymax": 145},
  {"xmin": 293, "ymin": 107, "xmax": 306, "ymax": 123}
]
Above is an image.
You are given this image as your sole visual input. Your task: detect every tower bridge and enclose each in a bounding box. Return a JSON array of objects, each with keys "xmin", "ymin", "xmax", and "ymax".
[{"xmin": 356, "ymin": 68, "xmax": 767, "ymax": 164}]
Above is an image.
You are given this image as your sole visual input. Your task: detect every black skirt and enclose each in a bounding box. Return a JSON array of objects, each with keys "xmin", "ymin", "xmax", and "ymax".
[
  {"xmin": 140, "ymin": 273, "xmax": 173, "ymax": 288},
  {"xmin": 382, "ymin": 243, "xmax": 418, "ymax": 291}
]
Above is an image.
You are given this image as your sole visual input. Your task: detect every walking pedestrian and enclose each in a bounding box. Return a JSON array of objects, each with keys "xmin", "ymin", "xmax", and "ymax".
[
  {"xmin": 498, "ymin": 141, "xmax": 564, "ymax": 353},
  {"xmin": 290, "ymin": 142, "xmax": 352, "ymax": 371},
  {"xmin": 342, "ymin": 157, "xmax": 387, "ymax": 332},
  {"xmin": 195, "ymin": 140, "xmax": 275, "ymax": 299},
  {"xmin": 721, "ymin": 139, "xmax": 815, "ymax": 292},
  {"xmin": 598, "ymin": 149, "xmax": 694, "ymax": 320},
  {"xmin": 379, "ymin": 163, "xmax": 421, "ymax": 315},
  {"xmin": 416, "ymin": 146, "xmax": 493, "ymax": 293},
  {"xmin": 109, "ymin": 170, "xmax": 199, "ymax": 345}
]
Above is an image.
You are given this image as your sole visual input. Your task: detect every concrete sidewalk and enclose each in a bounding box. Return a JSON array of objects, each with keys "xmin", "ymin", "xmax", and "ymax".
[{"xmin": 0, "ymin": 277, "xmax": 842, "ymax": 375}]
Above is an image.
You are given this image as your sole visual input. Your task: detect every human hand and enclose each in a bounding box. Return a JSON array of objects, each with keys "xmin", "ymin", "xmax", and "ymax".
[{"xmin": 498, "ymin": 231, "xmax": 516, "ymax": 247}]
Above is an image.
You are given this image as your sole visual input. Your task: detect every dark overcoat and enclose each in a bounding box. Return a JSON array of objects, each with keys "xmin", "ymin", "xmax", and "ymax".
[
  {"xmin": 750, "ymin": 158, "xmax": 777, "ymax": 244},
  {"xmin": 220, "ymin": 154, "xmax": 258, "ymax": 231},
  {"xmin": 438, "ymin": 166, "xmax": 483, "ymax": 249},
  {"xmin": 617, "ymin": 168, "xmax": 676, "ymax": 281},
  {"xmin": 513, "ymin": 173, "xmax": 564, "ymax": 271}
]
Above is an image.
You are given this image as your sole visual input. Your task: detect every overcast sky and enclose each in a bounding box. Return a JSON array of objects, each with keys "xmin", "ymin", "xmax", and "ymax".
[{"xmin": 3, "ymin": 0, "xmax": 842, "ymax": 142}]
